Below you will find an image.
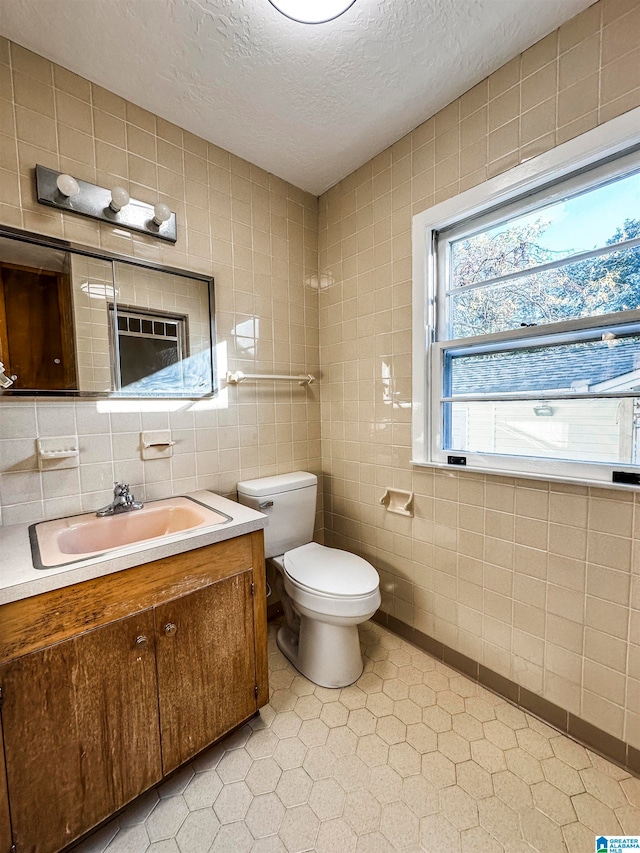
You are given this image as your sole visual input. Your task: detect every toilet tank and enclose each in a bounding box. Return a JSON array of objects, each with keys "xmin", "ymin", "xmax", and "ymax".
[{"xmin": 237, "ymin": 471, "xmax": 317, "ymax": 558}]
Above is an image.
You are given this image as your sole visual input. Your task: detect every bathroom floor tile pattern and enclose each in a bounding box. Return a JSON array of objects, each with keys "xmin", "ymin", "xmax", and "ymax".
[{"xmin": 76, "ymin": 620, "xmax": 640, "ymax": 853}]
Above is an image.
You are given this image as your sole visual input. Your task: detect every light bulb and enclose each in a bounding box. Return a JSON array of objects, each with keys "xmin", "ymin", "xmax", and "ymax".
[
  {"xmin": 109, "ymin": 186, "xmax": 130, "ymax": 212},
  {"xmin": 152, "ymin": 202, "xmax": 171, "ymax": 226},
  {"xmin": 268, "ymin": 0, "xmax": 356, "ymax": 23},
  {"xmin": 56, "ymin": 173, "xmax": 80, "ymax": 197}
]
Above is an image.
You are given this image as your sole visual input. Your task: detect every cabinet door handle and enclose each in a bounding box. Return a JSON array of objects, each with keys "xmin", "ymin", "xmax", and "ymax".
[
  {"xmin": 135, "ymin": 635, "xmax": 148, "ymax": 647},
  {"xmin": 164, "ymin": 622, "xmax": 177, "ymax": 637}
]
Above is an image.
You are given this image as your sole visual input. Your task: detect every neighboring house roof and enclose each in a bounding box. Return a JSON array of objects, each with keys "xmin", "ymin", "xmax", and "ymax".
[{"xmin": 452, "ymin": 340, "xmax": 640, "ymax": 394}]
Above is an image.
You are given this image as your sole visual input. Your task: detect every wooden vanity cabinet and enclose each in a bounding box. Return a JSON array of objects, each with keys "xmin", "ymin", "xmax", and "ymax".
[
  {"xmin": 0, "ymin": 530, "xmax": 267, "ymax": 853},
  {"xmin": 0, "ymin": 610, "xmax": 162, "ymax": 853},
  {"xmin": 156, "ymin": 569, "xmax": 258, "ymax": 774},
  {"xmin": 0, "ymin": 717, "xmax": 10, "ymax": 853}
]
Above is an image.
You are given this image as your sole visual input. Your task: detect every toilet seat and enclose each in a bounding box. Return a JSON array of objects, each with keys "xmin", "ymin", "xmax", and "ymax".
[{"xmin": 283, "ymin": 542, "xmax": 378, "ymax": 597}]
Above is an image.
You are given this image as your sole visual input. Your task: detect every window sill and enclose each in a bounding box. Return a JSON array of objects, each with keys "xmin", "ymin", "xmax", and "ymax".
[{"xmin": 411, "ymin": 458, "xmax": 640, "ymax": 491}]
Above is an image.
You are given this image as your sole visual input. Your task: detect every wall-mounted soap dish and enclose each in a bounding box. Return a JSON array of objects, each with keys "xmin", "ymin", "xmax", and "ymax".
[
  {"xmin": 37, "ymin": 436, "xmax": 79, "ymax": 471},
  {"xmin": 380, "ymin": 488, "xmax": 414, "ymax": 517}
]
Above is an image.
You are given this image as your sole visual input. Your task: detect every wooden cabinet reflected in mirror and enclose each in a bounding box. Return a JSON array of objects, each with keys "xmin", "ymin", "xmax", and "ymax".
[
  {"xmin": 0, "ymin": 260, "xmax": 77, "ymax": 390},
  {"xmin": 0, "ymin": 227, "xmax": 216, "ymax": 399}
]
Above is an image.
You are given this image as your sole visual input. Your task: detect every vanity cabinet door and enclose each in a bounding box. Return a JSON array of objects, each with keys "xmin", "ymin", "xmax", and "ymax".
[
  {"xmin": 0, "ymin": 610, "xmax": 162, "ymax": 853},
  {"xmin": 155, "ymin": 570, "xmax": 257, "ymax": 774},
  {"xmin": 0, "ymin": 716, "xmax": 11, "ymax": 853}
]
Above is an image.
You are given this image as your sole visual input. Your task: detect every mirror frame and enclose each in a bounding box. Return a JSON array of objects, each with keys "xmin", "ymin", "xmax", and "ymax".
[{"xmin": 0, "ymin": 224, "xmax": 217, "ymax": 400}]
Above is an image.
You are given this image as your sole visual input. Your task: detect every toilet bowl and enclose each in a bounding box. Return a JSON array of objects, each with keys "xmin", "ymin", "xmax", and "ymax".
[
  {"xmin": 271, "ymin": 543, "xmax": 380, "ymax": 687},
  {"xmin": 236, "ymin": 472, "xmax": 381, "ymax": 688}
]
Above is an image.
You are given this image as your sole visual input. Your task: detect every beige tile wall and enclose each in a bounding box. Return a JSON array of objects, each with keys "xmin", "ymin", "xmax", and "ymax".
[
  {"xmin": 0, "ymin": 36, "xmax": 321, "ymax": 526},
  {"xmin": 70, "ymin": 255, "xmax": 114, "ymax": 391},
  {"xmin": 318, "ymin": 0, "xmax": 640, "ymax": 748}
]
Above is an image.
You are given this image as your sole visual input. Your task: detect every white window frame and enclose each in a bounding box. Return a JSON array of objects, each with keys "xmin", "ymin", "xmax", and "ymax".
[{"xmin": 411, "ymin": 105, "xmax": 640, "ymax": 488}]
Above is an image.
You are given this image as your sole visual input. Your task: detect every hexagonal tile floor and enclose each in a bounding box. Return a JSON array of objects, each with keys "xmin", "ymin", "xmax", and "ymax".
[{"xmin": 76, "ymin": 620, "xmax": 640, "ymax": 853}]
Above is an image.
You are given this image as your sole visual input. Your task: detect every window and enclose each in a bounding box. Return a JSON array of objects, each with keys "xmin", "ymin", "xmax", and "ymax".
[
  {"xmin": 110, "ymin": 306, "xmax": 188, "ymax": 393},
  {"xmin": 412, "ymin": 107, "xmax": 640, "ymax": 487}
]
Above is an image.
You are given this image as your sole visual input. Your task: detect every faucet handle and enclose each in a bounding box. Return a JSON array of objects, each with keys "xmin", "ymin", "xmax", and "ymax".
[{"xmin": 114, "ymin": 481, "xmax": 130, "ymax": 496}]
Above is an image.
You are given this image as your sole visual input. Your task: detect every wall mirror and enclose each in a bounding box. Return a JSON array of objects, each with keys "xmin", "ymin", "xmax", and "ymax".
[{"xmin": 0, "ymin": 226, "xmax": 216, "ymax": 398}]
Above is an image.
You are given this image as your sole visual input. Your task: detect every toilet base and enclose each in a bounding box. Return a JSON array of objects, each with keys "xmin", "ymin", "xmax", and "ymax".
[{"xmin": 277, "ymin": 616, "xmax": 364, "ymax": 689}]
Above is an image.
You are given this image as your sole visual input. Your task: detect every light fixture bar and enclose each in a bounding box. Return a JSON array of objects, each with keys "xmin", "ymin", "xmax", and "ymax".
[{"xmin": 35, "ymin": 165, "xmax": 177, "ymax": 243}]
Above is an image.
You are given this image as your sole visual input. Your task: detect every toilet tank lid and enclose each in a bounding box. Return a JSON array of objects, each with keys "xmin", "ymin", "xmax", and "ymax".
[
  {"xmin": 237, "ymin": 471, "xmax": 317, "ymax": 497},
  {"xmin": 284, "ymin": 542, "xmax": 379, "ymax": 596}
]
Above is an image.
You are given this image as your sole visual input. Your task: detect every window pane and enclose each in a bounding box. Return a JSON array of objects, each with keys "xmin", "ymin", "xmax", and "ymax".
[
  {"xmin": 449, "ymin": 169, "xmax": 640, "ymax": 289},
  {"xmin": 118, "ymin": 336, "xmax": 179, "ymax": 387},
  {"xmin": 447, "ymin": 332, "xmax": 640, "ymax": 396},
  {"xmin": 449, "ymin": 244, "xmax": 640, "ymax": 338},
  {"xmin": 445, "ymin": 398, "xmax": 640, "ymax": 465}
]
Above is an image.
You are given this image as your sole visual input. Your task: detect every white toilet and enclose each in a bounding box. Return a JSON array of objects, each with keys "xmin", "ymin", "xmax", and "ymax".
[{"xmin": 236, "ymin": 471, "xmax": 381, "ymax": 688}]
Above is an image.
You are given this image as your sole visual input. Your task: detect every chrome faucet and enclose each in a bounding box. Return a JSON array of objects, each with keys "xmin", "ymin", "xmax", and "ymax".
[
  {"xmin": 96, "ymin": 482, "xmax": 144, "ymax": 517},
  {"xmin": 0, "ymin": 362, "xmax": 14, "ymax": 389}
]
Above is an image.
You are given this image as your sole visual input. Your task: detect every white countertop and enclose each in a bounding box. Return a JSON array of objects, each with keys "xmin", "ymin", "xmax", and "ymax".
[{"xmin": 0, "ymin": 491, "xmax": 267, "ymax": 606}]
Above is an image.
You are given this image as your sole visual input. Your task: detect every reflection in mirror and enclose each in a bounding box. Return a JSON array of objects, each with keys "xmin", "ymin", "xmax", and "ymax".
[
  {"xmin": 69, "ymin": 254, "xmax": 114, "ymax": 392},
  {"xmin": 111, "ymin": 263, "xmax": 214, "ymax": 396},
  {"xmin": 0, "ymin": 236, "xmax": 76, "ymax": 391},
  {"xmin": 0, "ymin": 228, "xmax": 216, "ymax": 399}
]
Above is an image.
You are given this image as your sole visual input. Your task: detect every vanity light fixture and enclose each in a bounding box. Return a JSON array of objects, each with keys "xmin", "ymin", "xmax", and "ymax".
[
  {"xmin": 55, "ymin": 173, "xmax": 80, "ymax": 198},
  {"xmin": 268, "ymin": 0, "xmax": 356, "ymax": 24},
  {"xmin": 36, "ymin": 165, "xmax": 177, "ymax": 243},
  {"xmin": 109, "ymin": 186, "xmax": 130, "ymax": 213},
  {"xmin": 152, "ymin": 202, "xmax": 171, "ymax": 226}
]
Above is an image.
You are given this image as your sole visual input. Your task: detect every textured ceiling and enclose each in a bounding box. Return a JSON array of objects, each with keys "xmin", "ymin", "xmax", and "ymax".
[{"xmin": 1, "ymin": 0, "xmax": 595, "ymax": 194}]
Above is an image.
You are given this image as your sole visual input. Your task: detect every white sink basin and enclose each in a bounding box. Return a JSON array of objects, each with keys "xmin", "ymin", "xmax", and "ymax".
[{"xmin": 31, "ymin": 497, "xmax": 232, "ymax": 568}]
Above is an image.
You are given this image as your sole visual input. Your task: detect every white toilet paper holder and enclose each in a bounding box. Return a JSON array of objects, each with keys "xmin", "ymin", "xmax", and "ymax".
[{"xmin": 380, "ymin": 488, "xmax": 414, "ymax": 517}]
